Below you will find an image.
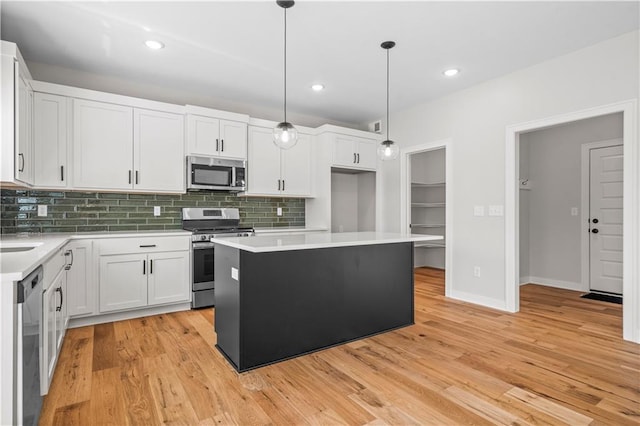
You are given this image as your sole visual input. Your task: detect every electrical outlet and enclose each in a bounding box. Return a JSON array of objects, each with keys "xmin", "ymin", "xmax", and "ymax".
[
  {"xmin": 473, "ymin": 266, "xmax": 481, "ymax": 277},
  {"xmin": 37, "ymin": 205, "xmax": 47, "ymax": 217},
  {"xmin": 473, "ymin": 206, "xmax": 485, "ymax": 216},
  {"xmin": 488, "ymin": 205, "xmax": 504, "ymax": 216},
  {"xmin": 153, "ymin": 206, "xmax": 161, "ymax": 216},
  {"xmin": 571, "ymin": 207, "xmax": 578, "ymax": 216},
  {"xmin": 277, "ymin": 207, "xmax": 283, "ymax": 216}
]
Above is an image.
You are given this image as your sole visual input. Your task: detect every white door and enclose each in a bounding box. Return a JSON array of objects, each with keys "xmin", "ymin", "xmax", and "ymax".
[
  {"xmin": 134, "ymin": 108, "xmax": 184, "ymax": 192},
  {"xmin": 65, "ymin": 240, "xmax": 95, "ymax": 317},
  {"xmin": 247, "ymin": 126, "xmax": 281, "ymax": 195},
  {"xmin": 147, "ymin": 251, "xmax": 190, "ymax": 306},
  {"xmin": 99, "ymin": 254, "xmax": 148, "ymax": 312},
  {"xmin": 73, "ymin": 99, "xmax": 133, "ymax": 190},
  {"xmin": 281, "ymin": 133, "xmax": 312, "ymax": 196},
  {"xmin": 589, "ymin": 144, "xmax": 623, "ymax": 294},
  {"xmin": 16, "ymin": 73, "xmax": 34, "ymax": 184},
  {"xmin": 187, "ymin": 114, "xmax": 220, "ymax": 156},
  {"xmin": 34, "ymin": 93, "xmax": 68, "ymax": 187},
  {"xmin": 219, "ymin": 119, "xmax": 247, "ymax": 159}
]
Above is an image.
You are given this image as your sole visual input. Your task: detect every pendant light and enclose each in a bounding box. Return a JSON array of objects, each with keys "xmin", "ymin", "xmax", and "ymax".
[
  {"xmin": 273, "ymin": 0, "xmax": 298, "ymax": 149},
  {"xmin": 378, "ymin": 41, "xmax": 399, "ymax": 161}
]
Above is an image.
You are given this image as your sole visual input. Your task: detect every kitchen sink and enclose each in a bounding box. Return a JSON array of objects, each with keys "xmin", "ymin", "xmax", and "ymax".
[{"xmin": 0, "ymin": 243, "xmax": 44, "ymax": 253}]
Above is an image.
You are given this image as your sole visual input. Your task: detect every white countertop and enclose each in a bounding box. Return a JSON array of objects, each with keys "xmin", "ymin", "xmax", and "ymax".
[
  {"xmin": 211, "ymin": 231, "xmax": 443, "ymax": 253},
  {"xmin": 0, "ymin": 230, "xmax": 191, "ymax": 282},
  {"xmin": 253, "ymin": 226, "xmax": 328, "ymax": 235}
]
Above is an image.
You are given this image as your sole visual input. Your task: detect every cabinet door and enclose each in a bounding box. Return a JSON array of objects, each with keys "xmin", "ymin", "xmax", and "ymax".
[
  {"xmin": 41, "ymin": 272, "xmax": 63, "ymax": 394},
  {"xmin": 356, "ymin": 138, "xmax": 378, "ymax": 170},
  {"xmin": 332, "ymin": 135, "xmax": 357, "ymax": 168},
  {"xmin": 281, "ymin": 133, "xmax": 312, "ymax": 196},
  {"xmin": 16, "ymin": 73, "xmax": 34, "ymax": 184},
  {"xmin": 56, "ymin": 275, "xmax": 67, "ymax": 352},
  {"xmin": 186, "ymin": 114, "xmax": 219, "ymax": 156},
  {"xmin": 219, "ymin": 120, "xmax": 247, "ymax": 160},
  {"xmin": 99, "ymin": 254, "xmax": 147, "ymax": 313},
  {"xmin": 134, "ymin": 108, "xmax": 184, "ymax": 192},
  {"xmin": 148, "ymin": 251, "xmax": 190, "ymax": 306},
  {"xmin": 247, "ymin": 126, "xmax": 281, "ymax": 195},
  {"xmin": 34, "ymin": 93, "xmax": 68, "ymax": 187},
  {"xmin": 65, "ymin": 240, "xmax": 95, "ymax": 317},
  {"xmin": 73, "ymin": 99, "xmax": 133, "ymax": 190}
]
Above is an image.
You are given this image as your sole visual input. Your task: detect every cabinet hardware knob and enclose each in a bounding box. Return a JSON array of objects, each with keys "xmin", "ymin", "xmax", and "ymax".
[
  {"xmin": 135, "ymin": 170, "xmax": 139, "ymax": 185},
  {"xmin": 592, "ymin": 218, "xmax": 599, "ymax": 224},
  {"xmin": 591, "ymin": 229, "xmax": 599, "ymax": 234},
  {"xmin": 18, "ymin": 153, "xmax": 24, "ymax": 172},
  {"xmin": 216, "ymin": 139, "xmax": 219, "ymax": 151},
  {"xmin": 139, "ymin": 244, "xmax": 157, "ymax": 248},
  {"xmin": 221, "ymin": 139, "xmax": 224, "ymax": 152},
  {"xmin": 128, "ymin": 170, "xmax": 132, "ymax": 184},
  {"xmin": 143, "ymin": 259, "xmax": 146, "ymax": 275},
  {"xmin": 61, "ymin": 165, "xmax": 64, "ymax": 181}
]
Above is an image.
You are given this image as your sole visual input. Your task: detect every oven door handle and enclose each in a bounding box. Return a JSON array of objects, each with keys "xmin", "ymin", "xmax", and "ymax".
[{"xmin": 193, "ymin": 243, "xmax": 215, "ymax": 249}]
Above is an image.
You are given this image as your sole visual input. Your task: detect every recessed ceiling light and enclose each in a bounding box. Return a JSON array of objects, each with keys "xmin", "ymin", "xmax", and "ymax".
[
  {"xmin": 145, "ymin": 40, "xmax": 164, "ymax": 50},
  {"xmin": 311, "ymin": 83, "xmax": 325, "ymax": 91},
  {"xmin": 443, "ymin": 68, "xmax": 460, "ymax": 77}
]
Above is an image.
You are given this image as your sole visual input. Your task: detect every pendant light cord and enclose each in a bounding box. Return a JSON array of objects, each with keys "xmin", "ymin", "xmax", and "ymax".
[
  {"xmin": 386, "ymin": 46, "xmax": 390, "ymax": 141},
  {"xmin": 283, "ymin": 7, "xmax": 287, "ymax": 123}
]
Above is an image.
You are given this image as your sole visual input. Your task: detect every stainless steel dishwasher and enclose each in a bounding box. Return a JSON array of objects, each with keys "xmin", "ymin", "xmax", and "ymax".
[{"xmin": 16, "ymin": 265, "xmax": 43, "ymax": 425}]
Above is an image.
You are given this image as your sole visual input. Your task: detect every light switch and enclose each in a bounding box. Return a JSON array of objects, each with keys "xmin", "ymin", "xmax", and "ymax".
[
  {"xmin": 231, "ymin": 267, "xmax": 239, "ymax": 281},
  {"xmin": 277, "ymin": 207, "xmax": 283, "ymax": 216},
  {"xmin": 571, "ymin": 207, "xmax": 578, "ymax": 216},
  {"xmin": 488, "ymin": 205, "xmax": 504, "ymax": 216},
  {"xmin": 37, "ymin": 205, "xmax": 47, "ymax": 217},
  {"xmin": 153, "ymin": 206, "xmax": 161, "ymax": 216},
  {"xmin": 473, "ymin": 206, "xmax": 485, "ymax": 216}
]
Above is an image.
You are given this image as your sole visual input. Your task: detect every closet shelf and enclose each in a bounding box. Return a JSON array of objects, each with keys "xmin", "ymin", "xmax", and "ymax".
[
  {"xmin": 410, "ymin": 224, "xmax": 445, "ymax": 228},
  {"xmin": 411, "ymin": 182, "xmax": 445, "ymax": 188},
  {"xmin": 411, "ymin": 203, "xmax": 445, "ymax": 208}
]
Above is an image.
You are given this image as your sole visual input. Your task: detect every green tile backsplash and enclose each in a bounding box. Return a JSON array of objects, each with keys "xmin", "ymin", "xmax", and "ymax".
[{"xmin": 0, "ymin": 189, "xmax": 305, "ymax": 234}]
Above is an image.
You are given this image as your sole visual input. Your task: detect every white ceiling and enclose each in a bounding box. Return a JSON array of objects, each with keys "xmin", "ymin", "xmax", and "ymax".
[{"xmin": 1, "ymin": 1, "xmax": 638, "ymax": 126}]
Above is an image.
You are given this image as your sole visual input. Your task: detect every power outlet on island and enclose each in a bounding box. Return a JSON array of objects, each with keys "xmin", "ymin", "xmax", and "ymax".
[{"xmin": 473, "ymin": 266, "xmax": 481, "ymax": 278}]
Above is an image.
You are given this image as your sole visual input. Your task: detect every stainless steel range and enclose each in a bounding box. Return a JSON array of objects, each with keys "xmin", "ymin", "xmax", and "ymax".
[{"xmin": 182, "ymin": 208, "xmax": 254, "ymax": 308}]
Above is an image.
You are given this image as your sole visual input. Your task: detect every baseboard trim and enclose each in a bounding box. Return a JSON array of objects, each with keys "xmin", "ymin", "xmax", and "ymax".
[
  {"xmin": 68, "ymin": 302, "xmax": 192, "ymax": 328},
  {"xmin": 449, "ymin": 289, "xmax": 508, "ymax": 312},
  {"xmin": 521, "ymin": 276, "xmax": 586, "ymax": 292}
]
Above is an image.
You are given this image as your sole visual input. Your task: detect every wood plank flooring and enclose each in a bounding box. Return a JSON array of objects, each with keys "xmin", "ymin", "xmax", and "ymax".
[{"xmin": 39, "ymin": 267, "xmax": 640, "ymax": 425}]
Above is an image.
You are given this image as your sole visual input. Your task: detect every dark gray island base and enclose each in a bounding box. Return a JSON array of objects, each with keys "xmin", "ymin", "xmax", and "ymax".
[{"xmin": 214, "ymin": 242, "xmax": 414, "ymax": 372}]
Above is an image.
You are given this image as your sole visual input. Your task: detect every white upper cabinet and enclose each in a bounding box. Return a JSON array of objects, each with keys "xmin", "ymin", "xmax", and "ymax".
[
  {"xmin": 247, "ymin": 126, "xmax": 312, "ymax": 197},
  {"xmin": 332, "ymin": 134, "xmax": 377, "ymax": 170},
  {"xmin": 186, "ymin": 106, "xmax": 249, "ymax": 160},
  {"xmin": 134, "ymin": 108, "xmax": 184, "ymax": 192},
  {"xmin": 34, "ymin": 93, "xmax": 69, "ymax": 187},
  {"xmin": 72, "ymin": 98, "xmax": 185, "ymax": 193},
  {"xmin": 73, "ymin": 99, "xmax": 134, "ymax": 190}
]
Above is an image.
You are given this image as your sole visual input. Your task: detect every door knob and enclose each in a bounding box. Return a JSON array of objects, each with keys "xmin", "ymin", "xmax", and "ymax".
[
  {"xmin": 592, "ymin": 229, "xmax": 599, "ymax": 234},
  {"xmin": 592, "ymin": 218, "xmax": 599, "ymax": 224}
]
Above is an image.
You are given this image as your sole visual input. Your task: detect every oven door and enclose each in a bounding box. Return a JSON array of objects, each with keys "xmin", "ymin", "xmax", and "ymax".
[{"xmin": 192, "ymin": 242, "xmax": 215, "ymax": 291}]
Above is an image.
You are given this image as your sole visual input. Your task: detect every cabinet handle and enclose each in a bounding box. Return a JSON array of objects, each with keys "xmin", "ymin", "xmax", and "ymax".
[
  {"xmin": 135, "ymin": 170, "xmax": 139, "ymax": 185},
  {"xmin": 128, "ymin": 170, "xmax": 132, "ymax": 184},
  {"xmin": 150, "ymin": 259, "xmax": 153, "ymax": 274},
  {"xmin": 60, "ymin": 165, "xmax": 64, "ymax": 182},
  {"xmin": 18, "ymin": 153, "xmax": 24, "ymax": 172},
  {"xmin": 357, "ymin": 153, "xmax": 360, "ymax": 164},
  {"xmin": 216, "ymin": 139, "xmax": 219, "ymax": 151},
  {"xmin": 282, "ymin": 180, "xmax": 285, "ymax": 191},
  {"xmin": 353, "ymin": 153, "xmax": 356, "ymax": 164},
  {"xmin": 64, "ymin": 249, "xmax": 73, "ymax": 270},
  {"xmin": 278, "ymin": 179, "xmax": 281, "ymax": 191},
  {"xmin": 55, "ymin": 287, "xmax": 63, "ymax": 312},
  {"xmin": 221, "ymin": 139, "xmax": 224, "ymax": 152},
  {"xmin": 143, "ymin": 259, "xmax": 146, "ymax": 275},
  {"xmin": 139, "ymin": 244, "xmax": 156, "ymax": 248}
]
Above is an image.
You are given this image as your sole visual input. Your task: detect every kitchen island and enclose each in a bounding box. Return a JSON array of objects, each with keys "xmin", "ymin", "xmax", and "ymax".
[{"xmin": 212, "ymin": 231, "xmax": 442, "ymax": 372}]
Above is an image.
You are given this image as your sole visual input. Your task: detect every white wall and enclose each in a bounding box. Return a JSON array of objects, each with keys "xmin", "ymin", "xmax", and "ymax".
[
  {"xmin": 520, "ymin": 113, "xmax": 623, "ymax": 289},
  {"xmin": 26, "ymin": 61, "xmax": 362, "ymax": 130},
  {"xmin": 330, "ymin": 170, "xmax": 376, "ymax": 232},
  {"xmin": 380, "ymin": 31, "xmax": 639, "ymax": 308}
]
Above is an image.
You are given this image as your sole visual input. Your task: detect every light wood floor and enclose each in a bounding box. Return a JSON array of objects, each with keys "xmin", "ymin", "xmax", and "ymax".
[{"xmin": 40, "ymin": 268, "xmax": 639, "ymax": 425}]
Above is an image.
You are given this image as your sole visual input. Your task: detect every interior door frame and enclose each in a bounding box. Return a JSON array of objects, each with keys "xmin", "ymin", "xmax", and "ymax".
[
  {"xmin": 505, "ymin": 99, "xmax": 639, "ymax": 343},
  {"xmin": 580, "ymin": 139, "xmax": 623, "ymax": 294},
  {"xmin": 400, "ymin": 139, "xmax": 453, "ymax": 297}
]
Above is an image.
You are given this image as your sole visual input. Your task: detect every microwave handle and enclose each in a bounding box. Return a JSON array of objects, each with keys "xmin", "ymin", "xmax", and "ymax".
[{"xmin": 231, "ymin": 165, "xmax": 236, "ymax": 187}]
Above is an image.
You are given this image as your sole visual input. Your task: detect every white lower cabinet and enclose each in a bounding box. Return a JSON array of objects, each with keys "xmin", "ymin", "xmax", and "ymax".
[
  {"xmin": 65, "ymin": 240, "xmax": 95, "ymax": 317},
  {"xmin": 97, "ymin": 236, "xmax": 190, "ymax": 314},
  {"xmin": 41, "ymin": 267, "xmax": 67, "ymax": 395}
]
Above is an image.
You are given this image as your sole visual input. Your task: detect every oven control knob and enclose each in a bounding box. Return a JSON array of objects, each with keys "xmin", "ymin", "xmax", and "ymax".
[{"xmin": 200, "ymin": 235, "xmax": 208, "ymax": 241}]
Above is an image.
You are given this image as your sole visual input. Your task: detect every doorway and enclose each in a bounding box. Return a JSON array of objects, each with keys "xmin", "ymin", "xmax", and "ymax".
[
  {"xmin": 505, "ymin": 100, "xmax": 639, "ymax": 343},
  {"xmin": 518, "ymin": 114, "xmax": 623, "ymax": 295}
]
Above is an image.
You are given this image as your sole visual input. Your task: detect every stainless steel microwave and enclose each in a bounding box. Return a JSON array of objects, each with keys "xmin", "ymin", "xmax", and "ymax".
[{"xmin": 186, "ymin": 156, "xmax": 246, "ymax": 192}]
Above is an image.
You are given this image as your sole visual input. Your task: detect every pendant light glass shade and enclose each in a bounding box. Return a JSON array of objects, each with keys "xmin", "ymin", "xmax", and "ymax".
[
  {"xmin": 274, "ymin": 1, "xmax": 298, "ymax": 149},
  {"xmin": 378, "ymin": 40, "xmax": 398, "ymax": 161},
  {"xmin": 377, "ymin": 139, "xmax": 399, "ymax": 160}
]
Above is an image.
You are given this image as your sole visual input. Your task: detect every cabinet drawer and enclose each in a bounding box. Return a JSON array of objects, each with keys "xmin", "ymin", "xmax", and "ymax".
[
  {"xmin": 97, "ymin": 235, "xmax": 190, "ymax": 255},
  {"xmin": 43, "ymin": 247, "xmax": 66, "ymax": 288}
]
